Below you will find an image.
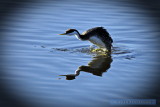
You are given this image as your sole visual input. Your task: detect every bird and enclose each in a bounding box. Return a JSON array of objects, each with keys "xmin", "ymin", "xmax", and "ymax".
[{"xmin": 59, "ymin": 27, "xmax": 113, "ymax": 52}]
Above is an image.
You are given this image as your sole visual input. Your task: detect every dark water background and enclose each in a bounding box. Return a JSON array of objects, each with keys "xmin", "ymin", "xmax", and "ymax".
[{"xmin": 0, "ymin": 0, "xmax": 160, "ymax": 107}]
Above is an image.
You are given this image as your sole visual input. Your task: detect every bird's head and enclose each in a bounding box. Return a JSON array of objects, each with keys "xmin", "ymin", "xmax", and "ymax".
[{"xmin": 59, "ymin": 29, "xmax": 79, "ymax": 36}]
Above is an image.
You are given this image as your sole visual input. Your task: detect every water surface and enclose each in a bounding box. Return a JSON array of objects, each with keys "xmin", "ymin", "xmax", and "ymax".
[{"xmin": 0, "ymin": 0, "xmax": 159, "ymax": 107}]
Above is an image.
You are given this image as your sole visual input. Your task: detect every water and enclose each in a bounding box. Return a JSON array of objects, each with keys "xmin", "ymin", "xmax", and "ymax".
[{"xmin": 0, "ymin": 0, "xmax": 159, "ymax": 107}]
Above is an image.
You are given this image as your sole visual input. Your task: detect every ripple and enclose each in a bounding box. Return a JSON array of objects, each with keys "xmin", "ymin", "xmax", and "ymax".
[
  {"xmin": 0, "ymin": 0, "xmax": 158, "ymax": 107},
  {"xmin": 51, "ymin": 45, "xmax": 135, "ymax": 60}
]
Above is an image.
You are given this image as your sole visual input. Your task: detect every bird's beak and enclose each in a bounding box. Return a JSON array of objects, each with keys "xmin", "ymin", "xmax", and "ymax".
[
  {"xmin": 59, "ymin": 75, "xmax": 67, "ymax": 76},
  {"xmin": 59, "ymin": 33, "xmax": 66, "ymax": 35}
]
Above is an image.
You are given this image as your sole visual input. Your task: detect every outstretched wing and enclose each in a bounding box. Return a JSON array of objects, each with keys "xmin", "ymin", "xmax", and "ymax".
[
  {"xmin": 82, "ymin": 27, "xmax": 113, "ymax": 51},
  {"xmin": 82, "ymin": 27, "xmax": 113, "ymax": 43}
]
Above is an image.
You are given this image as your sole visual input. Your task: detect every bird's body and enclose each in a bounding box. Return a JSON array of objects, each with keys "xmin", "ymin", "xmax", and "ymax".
[{"xmin": 59, "ymin": 27, "xmax": 113, "ymax": 51}]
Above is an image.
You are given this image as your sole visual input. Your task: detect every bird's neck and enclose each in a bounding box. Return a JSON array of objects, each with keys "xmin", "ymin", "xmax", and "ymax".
[
  {"xmin": 72, "ymin": 30, "xmax": 86, "ymax": 40},
  {"xmin": 73, "ymin": 30, "xmax": 85, "ymax": 41},
  {"xmin": 74, "ymin": 69, "xmax": 81, "ymax": 76},
  {"xmin": 75, "ymin": 34, "xmax": 83, "ymax": 40}
]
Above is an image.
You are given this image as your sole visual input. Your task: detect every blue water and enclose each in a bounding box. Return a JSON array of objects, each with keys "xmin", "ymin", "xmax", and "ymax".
[{"xmin": 0, "ymin": 0, "xmax": 159, "ymax": 107}]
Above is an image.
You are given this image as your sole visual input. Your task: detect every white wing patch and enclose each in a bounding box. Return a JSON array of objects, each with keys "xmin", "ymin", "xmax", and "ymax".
[{"xmin": 89, "ymin": 36, "xmax": 106, "ymax": 48}]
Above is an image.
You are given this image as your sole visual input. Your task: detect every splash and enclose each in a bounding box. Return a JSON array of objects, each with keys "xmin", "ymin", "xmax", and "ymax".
[
  {"xmin": 50, "ymin": 46, "xmax": 134, "ymax": 59},
  {"xmin": 52, "ymin": 46, "xmax": 111, "ymax": 56}
]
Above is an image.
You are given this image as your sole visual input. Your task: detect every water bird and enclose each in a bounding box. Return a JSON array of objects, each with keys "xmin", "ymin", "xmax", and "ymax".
[{"xmin": 59, "ymin": 27, "xmax": 113, "ymax": 52}]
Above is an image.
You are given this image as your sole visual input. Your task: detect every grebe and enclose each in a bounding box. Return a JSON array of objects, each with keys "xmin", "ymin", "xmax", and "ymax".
[{"xmin": 59, "ymin": 27, "xmax": 113, "ymax": 51}]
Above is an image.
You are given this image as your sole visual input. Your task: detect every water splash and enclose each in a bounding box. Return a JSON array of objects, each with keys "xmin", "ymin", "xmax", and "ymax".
[
  {"xmin": 51, "ymin": 46, "xmax": 134, "ymax": 59},
  {"xmin": 38, "ymin": 45, "xmax": 135, "ymax": 59}
]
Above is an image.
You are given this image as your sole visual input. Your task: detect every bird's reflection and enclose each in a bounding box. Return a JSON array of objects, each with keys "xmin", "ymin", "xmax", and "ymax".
[{"xmin": 60, "ymin": 55, "xmax": 112, "ymax": 80}]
